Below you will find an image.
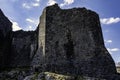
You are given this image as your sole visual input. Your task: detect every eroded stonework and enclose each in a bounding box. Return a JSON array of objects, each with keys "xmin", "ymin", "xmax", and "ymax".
[
  {"xmin": 0, "ymin": 4, "xmax": 118, "ymax": 79},
  {"xmin": 10, "ymin": 30, "xmax": 38, "ymax": 67},
  {"xmin": 36, "ymin": 4, "xmax": 117, "ymax": 78}
]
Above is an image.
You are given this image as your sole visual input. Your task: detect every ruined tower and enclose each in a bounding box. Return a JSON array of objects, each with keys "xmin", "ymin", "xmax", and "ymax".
[{"xmin": 37, "ymin": 4, "xmax": 117, "ymax": 78}]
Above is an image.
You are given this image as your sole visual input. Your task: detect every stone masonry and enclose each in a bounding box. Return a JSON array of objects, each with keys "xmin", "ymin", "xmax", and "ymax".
[
  {"xmin": 36, "ymin": 4, "xmax": 117, "ymax": 78},
  {"xmin": 0, "ymin": 4, "xmax": 118, "ymax": 79}
]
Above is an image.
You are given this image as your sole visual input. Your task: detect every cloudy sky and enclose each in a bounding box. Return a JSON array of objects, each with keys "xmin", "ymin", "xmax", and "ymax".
[{"xmin": 0, "ymin": 0, "xmax": 120, "ymax": 63}]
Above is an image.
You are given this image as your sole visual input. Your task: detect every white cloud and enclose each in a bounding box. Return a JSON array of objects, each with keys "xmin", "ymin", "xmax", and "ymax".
[
  {"xmin": 47, "ymin": 0, "xmax": 56, "ymax": 6},
  {"xmin": 28, "ymin": 26, "xmax": 32, "ymax": 30},
  {"xmin": 22, "ymin": 0, "xmax": 40, "ymax": 9},
  {"xmin": 100, "ymin": 17, "xmax": 120, "ymax": 25},
  {"xmin": 105, "ymin": 40, "xmax": 112, "ymax": 43},
  {"xmin": 32, "ymin": 3, "xmax": 40, "ymax": 7},
  {"xmin": 35, "ymin": 0, "xmax": 40, "ymax": 2},
  {"xmin": 110, "ymin": 48, "xmax": 119, "ymax": 52},
  {"xmin": 25, "ymin": 18, "xmax": 39, "ymax": 31},
  {"xmin": 11, "ymin": 21, "xmax": 22, "ymax": 31},
  {"xmin": 26, "ymin": 18, "xmax": 38, "ymax": 25},
  {"xmin": 24, "ymin": 25, "xmax": 33, "ymax": 31},
  {"xmin": 60, "ymin": 0, "xmax": 74, "ymax": 7},
  {"xmin": 116, "ymin": 62, "xmax": 120, "ymax": 67},
  {"xmin": 22, "ymin": 3, "xmax": 31, "ymax": 9},
  {"xmin": 26, "ymin": 18, "xmax": 34, "ymax": 23},
  {"xmin": 107, "ymin": 48, "xmax": 119, "ymax": 54}
]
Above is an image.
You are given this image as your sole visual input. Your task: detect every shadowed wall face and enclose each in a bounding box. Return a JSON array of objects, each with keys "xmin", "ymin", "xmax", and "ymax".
[
  {"xmin": 38, "ymin": 4, "xmax": 116, "ymax": 78},
  {"xmin": 10, "ymin": 30, "xmax": 38, "ymax": 67},
  {"xmin": 0, "ymin": 9, "xmax": 12, "ymax": 69}
]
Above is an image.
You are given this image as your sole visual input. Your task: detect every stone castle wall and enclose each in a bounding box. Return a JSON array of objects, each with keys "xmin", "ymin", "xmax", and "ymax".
[{"xmin": 37, "ymin": 4, "xmax": 116, "ymax": 78}]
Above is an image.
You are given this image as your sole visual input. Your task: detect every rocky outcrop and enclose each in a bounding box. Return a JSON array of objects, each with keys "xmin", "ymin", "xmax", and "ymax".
[
  {"xmin": 35, "ymin": 4, "xmax": 117, "ymax": 78},
  {"xmin": 0, "ymin": 71, "xmax": 106, "ymax": 80},
  {"xmin": 0, "ymin": 9, "xmax": 12, "ymax": 70},
  {"xmin": 1, "ymin": 71, "xmax": 120, "ymax": 80}
]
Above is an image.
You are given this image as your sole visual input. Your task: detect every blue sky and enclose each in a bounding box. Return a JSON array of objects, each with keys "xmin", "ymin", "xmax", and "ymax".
[{"xmin": 0, "ymin": 0, "xmax": 120, "ymax": 64}]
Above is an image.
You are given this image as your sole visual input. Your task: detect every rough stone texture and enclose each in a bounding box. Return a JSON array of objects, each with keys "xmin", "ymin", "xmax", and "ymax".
[
  {"xmin": 37, "ymin": 4, "xmax": 117, "ymax": 78},
  {"xmin": 10, "ymin": 30, "xmax": 38, "ymax": 67},
  {"xmin": 0, "ymin": 4, "xmax": 119, "ymax": 79},
  {"xmin": 0, "ymin": 9, "xmax": 12, "ymax": 69},
  {"xmin": 0, "ymin": 69, "xmax": 31, "ymax": 80},
  {"xmin": 0, "ymin": 71, "xmax": 108, "ymax": 80},
  {"xmin": 31, "ymin": 9, "xmax": 46, "ymax": 67}
]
